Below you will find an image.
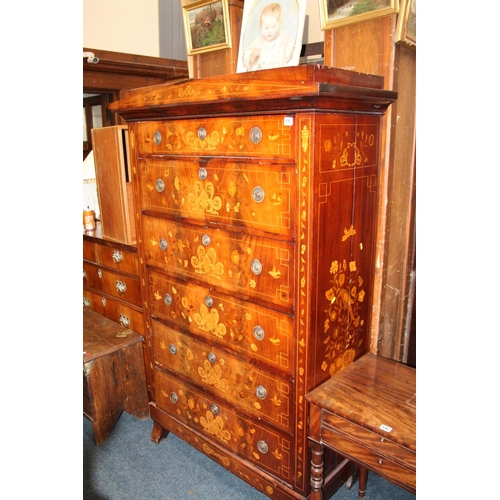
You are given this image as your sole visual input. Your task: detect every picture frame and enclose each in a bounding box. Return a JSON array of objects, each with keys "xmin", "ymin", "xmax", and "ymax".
[
  {"xmin": 236, "ymin": 0, "xmax": 307, "ymax": 73},
  {"xmin": 182, "ymin": 0, "xmax": 232, "ymax": 56},
  {"xmin": 319, "ymin": 0, "xmax": 399, "ymax": 31},
  {"xmin": 395, "ymin": 0, "xmax": 416, "ymax": 48}
]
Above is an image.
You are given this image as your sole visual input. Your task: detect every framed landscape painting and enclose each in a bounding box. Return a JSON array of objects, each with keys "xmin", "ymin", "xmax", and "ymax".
[
  {"xmin": 395, "ymin": 0, "xmax": 416, "ymax": 47},
  {"xmin": 182, "ymin": 0, "xmax": 232, "ymax": 55},
  {"xmin": 319, "ymin": 0, "xmax": 399, "ymax": 31}
]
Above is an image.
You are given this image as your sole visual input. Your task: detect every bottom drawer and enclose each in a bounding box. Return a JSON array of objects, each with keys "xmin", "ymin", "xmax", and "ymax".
[
  {"xmin": 83, "ymin": 288, "xmax": 144, "ymax": 335},
  {"xmin": 154, "ymin": 367, "xmax": 293, "ymax": 485},
  {"xmin": 321, "ymin": 426, "xmax": 416, "ymax": 492}
]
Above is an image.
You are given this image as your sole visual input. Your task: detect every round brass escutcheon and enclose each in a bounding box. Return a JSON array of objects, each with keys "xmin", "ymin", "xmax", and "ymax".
[
  {"xmin": 159, "ymin": 238, "xmax": 168, "ymax": 251},
  {"xmin": 251, "ymin": 259, "xmax": 263, "ymax": 275},
  {"xmin": 155, "ymin": 179, "xmax": 165, "ymax": 193},
  {"xmin": 250, "ymin": 127, "xmax": 262, "ymax": 144},
  {"xmin": 112, "ymin": 250, "xmax": 123, "ymax": 263},
  {"xmin": 170, "ymin": 392, "xmax": 178, "ymax": 404},
  {"xmin": 119, "ymin": 314, "xmax": 130, "ymax": 327},
  {"xmin": 252, "ymin": 186, "xmax": 265, "ymax": 203},
  {"xmin": 202, "ymin": 234, "xmax": 211, "ymax": 246},
  {"xmin": 257, "ymin": 440, "xmax": 269, "ymax": 454},
  {"xmin": 169, "ymin": 343, "xmax": 177, "ymax": 355},
  {"xmin": 197, "ymin": 127, "xmax": 207, "ymax": 140},
  {"xmin": 210, "ymin": 403, "xmax": 219, "ymax": 415},
  {"xmin": 253, "ymin": 325, "xmax": 265, "ymax": 341},
  {"xmin": 153, "ymin": 130, "xmax": 162, "ymax": 145},
  {"xmin": 198, "ymin": 167, "xmax": 208, "ymax": 180},
  {"xmin": 204, "ymin": 295, "xmax": 214, "ymax": 308},
  {"xmin": 164, "ymin": 293, "xmax": 172, "ymax": 306},
  {"xmin": 207, "ymin": 352, "xmax": 216, "ymax": 363},
  {"xmin": 256, "ymin": 385, "xmax": 267, "ymax": 400}
]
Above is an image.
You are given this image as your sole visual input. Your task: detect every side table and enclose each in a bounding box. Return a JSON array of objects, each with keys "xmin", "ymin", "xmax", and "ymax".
[
  {"xmin": 83, "ymin": 307, "xmax": 149, "ymax": 445},
  {"xmin": 305, "ymin": 353, "xmax": 416, "ymax": 498}
]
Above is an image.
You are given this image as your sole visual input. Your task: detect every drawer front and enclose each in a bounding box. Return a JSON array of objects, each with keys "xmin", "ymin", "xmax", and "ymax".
[
  {"xmin": 142, "ymin": 215, "xmax": 293, "ymax": 312},
  {"xmin": 138, "ymin": 158, "xmax": 295, "ymax": 238},
  {"xmin": 148, "ymin": 272, "xmax": 293, "ymax": 375},
  {"xmin": 136, "ymin": 116, "xmax": 295, "ymax": 159},
  {"xmin": 83, "ymin": 262, "xmax": 142, "ymax": 308},
  {"xmin": 153, "ymin": 320, "xmax": 292, "ymax": 432},
  {"xmin": 322, "ymin": 412, "xmax": 416, "ymax": 469},
  {"xmin": 83, "ymin": 240, "xmax": 97, "ymax": 263},
  {"xmin": 321, "ymin": 426, "xmax": 416, "ymax": 492},
  {"xmin": 96, "ymin": 244, "xmax": 139, "ymax": 276},
  {"xmin": 83, "ymin": 289, "xmax": 144, "ymax": 335},
  {"xmin": 154, "ymin": 367, "xmax": 293, "ymax": 483}
]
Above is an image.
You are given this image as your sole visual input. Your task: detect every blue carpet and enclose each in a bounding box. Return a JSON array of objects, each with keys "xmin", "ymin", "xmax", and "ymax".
[{"xmin": 84, "ymin": 412, "xmax": 415, "ymax": 500}]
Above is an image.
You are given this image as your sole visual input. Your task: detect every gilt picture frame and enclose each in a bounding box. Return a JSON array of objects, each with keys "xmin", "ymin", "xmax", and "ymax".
[
  {"xmin": 319, "ymin": 0, "xmax": 399, "ymax": 31},
  {"xmin": 182, "ymin": 0, "xmax": 232, "ymax": 56},
  {"xmin": 395, "ymin": 0, "xmax": 416, "ymax": 48}
]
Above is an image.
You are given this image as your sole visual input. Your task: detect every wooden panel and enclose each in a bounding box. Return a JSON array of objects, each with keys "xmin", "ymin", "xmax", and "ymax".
[{"xmin": 92, "ymin": 125, "xmax": 136, "ymax": 245}]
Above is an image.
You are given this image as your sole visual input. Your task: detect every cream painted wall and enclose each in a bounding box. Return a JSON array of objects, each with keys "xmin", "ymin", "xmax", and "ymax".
[
  {"xmin": 83, "ymin": 0, "xmax": 160, "ymax": 57},
  {"xmin": 83, "ymin": 0, "xmax": 322, "ymax": 58}
]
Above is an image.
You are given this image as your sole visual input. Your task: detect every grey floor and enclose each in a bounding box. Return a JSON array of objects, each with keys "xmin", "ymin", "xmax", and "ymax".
[{"xmin": 83, "ymin": 412, "xmax": 416, "ymax": 500}]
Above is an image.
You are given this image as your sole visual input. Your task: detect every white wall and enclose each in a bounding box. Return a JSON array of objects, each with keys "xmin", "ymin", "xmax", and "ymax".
[
  {"xmin": 83, "ymin": 0, "xmax": 322, "ymax": 58},
  {"xmin": 83, "ymin": 0, "xmax": 160, "ymax": 57}
]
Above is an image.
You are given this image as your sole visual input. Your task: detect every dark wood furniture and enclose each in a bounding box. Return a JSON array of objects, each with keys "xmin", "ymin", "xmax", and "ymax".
[
  {"xmin": 305, "ymin": 353, "xmax": 416, "ymax": 498},
  {"xmin": 109, "ymin": 65, "xmax": 396, "ymax": 499},
  {"xmin": 83, "ymin": 307, "xmax": 149, "ymax": 445}
]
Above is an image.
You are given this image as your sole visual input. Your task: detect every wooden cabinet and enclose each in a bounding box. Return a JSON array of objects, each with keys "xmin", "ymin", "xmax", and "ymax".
[
  {"xmin": 110, "ymin": 65, "xmax": 396, "ymax": 500},
  {"xmin": 83, "ymin": 223, "xmax": 144, "ymax": 337}
]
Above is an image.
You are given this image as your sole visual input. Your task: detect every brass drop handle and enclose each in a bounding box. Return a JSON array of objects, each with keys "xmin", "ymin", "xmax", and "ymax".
[
  {"xmin": 210, "ymin": 403, "xmax": 219, "ymax": 415},
  {"xmin": 164, "ymin": 293, "xmax": 172, "ymax": 306},
  {"xmin": 112, "ymin": 250, "xmax": 123, "ymax": 263},
  {"xmin": 83, "ymin": 297, "xmax": 90, "ymax": 307},
  {"xmin": 252, "ymin": 186, "xmax": 265, "ymax": 203},
  {"xmin": 97, "ymin": 268, "xmax": 102, "ymax": 279},
  {"xmin": 257, "ymin": 440, "xmax": 268, "ymax": 454},
  {"xmin": 159, "ymin": 238, "xmax": 168, "ymax": 251},
  {"xmin": 250, "ymin": 127, "xmax": 262, "ymax": 144},
  {"xmin": 169, "ymin": 343, "xmax": 177, "ymax": 355},
  {"xmin": 83, "ymin": 269, "xmax": 87, "ymax": 279},
  {"xmin": 116, "ymin": 280, "xmax": 127, "ymax": 294},
  {"xmin": 207, "ymin": 352, "xmax": 216, "ymax": 363},
  {"xmin": 198, "ymin": 127, "xmax": 207, "ymax": 140},
  {"xmin": 251, "ymin": 259, "xmax": 263, "ymax": 275},
  {"xmin": 256, "ymin": 385, "xmax": 267, "ymax": 400},
  {"xmin": 205, "ymin": 296, "xmax": 214, "ymax": 308},
  {"xmin": 202, "ymin": 234, "xmax": 211, "ymax": 246},
  {"xmin": 153, "ymin": 130, "xmax": 162, "ymax": 145},
  {"xmin": 170, "ymin": 392, "xmax": 178, "ymax": 404},
  {"xmin": 198, "ymin": 167, "xmax": 208, "ymax": 180}
]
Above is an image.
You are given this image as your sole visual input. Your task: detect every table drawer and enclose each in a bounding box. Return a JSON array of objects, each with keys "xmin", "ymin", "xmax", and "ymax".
[
  {"xmin": 96, "ymin": 244, "xmax": 139, "ymax": 275},
  {"xmin": 83, "ymin": 289, "xmax": 144, "ymax": 335},
  {"xmin": 154, "ymin": 367, "xmax": 293, "ymax": 484},
  {"xmin": 153, "ymin": 319, "xmax": 292, "ymax": 432},
  {"xmin": 83, "ymin": 262, "xmax": 142, "ymax": 308},
  {"xmin": 83, "ymin": 240, "xmax": 97, "ymax": 262},
  {"xmin": 321, "ymin": 412, "xmax": 416, "ymax": 469},
  {"xmin": 148, "ymin": 272, "xmax": 293, "ymax": 375},
  {"xmin": 321, "ymin": 426, "xmax": 416, "ymax": 492},
  {"xmin": 142, "ymin": 215, "xmax": 293, "ymax": 312},
  {"xmin": 136, "ymin": 115, "xmax": 295, "ymax": 159},
  {"xmin": 138, "ymin": 158, "xmax": 295, "ymax": 238}
]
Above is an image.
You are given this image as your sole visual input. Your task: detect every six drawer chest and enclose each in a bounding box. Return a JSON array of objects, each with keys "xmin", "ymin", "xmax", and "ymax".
[{"xmin": 109, "ymin": 65, "xmax": 397, "ymax": 500}]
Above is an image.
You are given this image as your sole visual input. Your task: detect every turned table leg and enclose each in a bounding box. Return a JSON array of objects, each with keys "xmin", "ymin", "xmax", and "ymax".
[
  {"xmin": 358, "ymin": 465, "xmax": 368, "ymax": 498},
  {"xmin": 309, "ymin": 441, "xmax": 324, "ymax": 500}
]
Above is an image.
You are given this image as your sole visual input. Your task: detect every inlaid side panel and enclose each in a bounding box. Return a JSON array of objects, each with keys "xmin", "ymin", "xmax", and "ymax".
[
  {"xmin": 154, "ymin": 367, "xmax": 293, "ymax": 484},
  {"xmin": 136, "ymin": 116, "xmax": 295, "ymax": 159},
  {"xmin": 142, "ymin": 215, "xmax": 294, "ymax": 312},
  {"xmin": 153, "ymin": 320, "xmax": 292, "ymax": 432},
  {"xmin": 147, "ymin": 272, "xmax": 293, "ymax": 374},
  {"xmin": 138, "ymin": 158, "xmax": 295, "ymax": 237}
]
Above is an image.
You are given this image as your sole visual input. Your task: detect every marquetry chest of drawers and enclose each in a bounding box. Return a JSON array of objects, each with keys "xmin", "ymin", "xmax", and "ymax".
[{"xmin": 110, "ymin": 65, "xmax": 396, "ymax": 500}]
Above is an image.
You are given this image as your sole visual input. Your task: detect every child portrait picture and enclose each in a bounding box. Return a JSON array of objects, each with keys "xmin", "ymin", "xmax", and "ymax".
[{"xmin": 236, "ymin": 0, "xmax": 307, "ymax": 73}]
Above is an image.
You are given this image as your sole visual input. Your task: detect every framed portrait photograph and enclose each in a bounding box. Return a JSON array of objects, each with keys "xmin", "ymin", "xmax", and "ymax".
[
  {"xmin": 395, "ymin": 0, "xmax": 416, "ymax": 48},
  {"xmin": 182, "ymin": 0, "xmax": 232, "ymax": 56},
  {"xmin": 319, "ymin": 0, "xmax": 399, "ymax": 31},
  {"xmin": 236, "ymin": 0, "xmax": 307, "ymax": 73}
]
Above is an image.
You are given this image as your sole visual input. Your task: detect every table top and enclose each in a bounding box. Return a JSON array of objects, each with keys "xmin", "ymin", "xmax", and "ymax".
[
  {"xmin": 83, "ymin": 308, "xmax": 143, "ymax": 363},
  {"xmin": 306, "ymin": 353, "xmax": 416, "ymax": 451}
]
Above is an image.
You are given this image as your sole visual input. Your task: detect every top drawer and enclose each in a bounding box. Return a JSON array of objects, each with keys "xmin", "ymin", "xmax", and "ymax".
[
  {"xmin": 96, "ymin": 244, "xmax": 139, "ymax": 276},
  {"xmin": 135, "ymin": 115, "xmax": 295, "ymax": 159}
]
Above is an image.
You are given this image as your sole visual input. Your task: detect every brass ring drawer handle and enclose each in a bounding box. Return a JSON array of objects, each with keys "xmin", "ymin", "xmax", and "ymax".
[
  {"xmin": 202, "ymin": 234, "xmax": 211, "ymax": 246},
  {"xmin": 252, "ymin": 186, "xmax": 265, "ymax": 203},
  {"xmin": 198, "ymin": 127, "xmax": 207, "ymax": 140},
  {"xmin": 169, "ymin": 343, "xmax": 177, "ymax": 355},
  {"xmin": 204, "ymin": 296, "xmax": 214, "ymax": 308},
  {"xmin": 210, "ymin": 403, "xmax": 219, "ymax": 415},
  {"xmin": 251, "ymin": 259, "xmax": 263, "ymax": 275},
  {"xmin": 256, "ymin": 385, "xmax": 267, "ymax": 400},
  {"xmin": 159, "ymin": 238, "xmax": 168, "ymax": 251},
  {"xmin": 116, "ymin": 280, "xmax": 127, "ymax": 294},
  {"xmin": 198, "ymin": 167, "xmax": 208, "ymax": 180},
  {"xmin": 155, "ymin": 179, "xmax": 165, "ymax": 193},
  {"xmin": 119, "ymin": 314, "xmax": 130, "ymax": 328},
  {"xmin": 164, "ymin": 293, "xmax": 172, "ymax": 306},
  {"xmin": 153, "ymin": 130, "xmax": 162, "ymax": 145},
  {"xmin": 112, "ymin": 250, "xmax": 123, "ymax": 263},
  {"xmin": 250, "ymin": 127, "xmax": 262, "ymax": 144},
  {"xmin": 170, "ymin": 392, "xmax": 178, "ymax": 404},
  {"xmin": 83, "ymin": 297, "xmax": 90, "ymax": 307},
  {"xmin": 253, "ymin": 325, "xmax": 265, "ymax": 341},
  {"xmin": 207, "ymin": 352, "xmax": 216, "ymax": 363},
  {"xmin": 257, "ymin": 440, "xmax": 268, "ymax": 454}
]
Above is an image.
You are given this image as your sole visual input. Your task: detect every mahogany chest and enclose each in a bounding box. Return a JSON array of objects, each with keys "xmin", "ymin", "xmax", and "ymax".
[{"xmin": 110, "ymin": 65, "xmax": 396, "ymax": 499}]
